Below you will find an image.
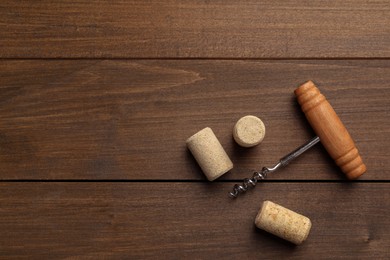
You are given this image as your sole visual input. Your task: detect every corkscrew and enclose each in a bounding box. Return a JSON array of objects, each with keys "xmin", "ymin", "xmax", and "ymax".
[
  {"xmin": 229, "ymin": 81, "xmax": 367, "ymax": 198},
  {"xmin": 229, "ymin": 136, "xmax": 320, "ymax": 198}
]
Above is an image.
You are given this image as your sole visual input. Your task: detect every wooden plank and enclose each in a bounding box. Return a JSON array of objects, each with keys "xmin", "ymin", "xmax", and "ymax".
[
  {"xmin": 0, "ymin": 1, "xmax": 389, "ymax": 58},
  {"xmin": 0, "ymin": 183, "xmax": 388, "ymax": 258},
  {"xmin": 1, "ymin": 60, "xmax": 389, "ymax": 180}
]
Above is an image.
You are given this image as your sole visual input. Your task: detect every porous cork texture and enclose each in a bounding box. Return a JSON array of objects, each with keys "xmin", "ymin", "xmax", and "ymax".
[
  {"xmin": 186, "ymin": 127, "xmax": 233, "ymax": 181},
  {"xmin": 255, "ymin": 201, "xmax": 312, "ymax": 245},
  {"xmin": 233, "ymin": 115, "xmax": 265, "ymax": 147}
]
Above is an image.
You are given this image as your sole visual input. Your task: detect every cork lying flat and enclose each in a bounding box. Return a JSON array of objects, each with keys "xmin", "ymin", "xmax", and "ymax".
[
  {"xmin": 233, "ymin": 115, "xmax": 265, "ymax": 147},
  {"xmin": 186, "ymin": 127, "xmax": 233, "ymax": 181},
  {"xmin": 255, "ymin": 201, "xmax": 312, "ymax": 245}
]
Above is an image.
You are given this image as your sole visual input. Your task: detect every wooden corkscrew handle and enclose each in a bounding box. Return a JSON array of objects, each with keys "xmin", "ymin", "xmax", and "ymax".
[{"xmin": 295, "ymin": 81, "xmax": 366, "ymax": 179}]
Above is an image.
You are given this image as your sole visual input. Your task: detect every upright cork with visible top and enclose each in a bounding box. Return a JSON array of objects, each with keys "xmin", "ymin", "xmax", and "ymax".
[
  {"xmin": 186, "ymin": 127, "xmax": 233, "ymax": 181},
  {"xmin": 255, "ymin": 201, "xmax": 312, "ymax": 245},
  {"xmin": 233, "ymin": 115, "xmax": 266, "ymax": 147}
]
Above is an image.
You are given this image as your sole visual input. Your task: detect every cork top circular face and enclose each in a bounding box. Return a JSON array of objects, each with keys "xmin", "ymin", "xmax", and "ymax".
[{"xmin": 233, "ymin": 115, "xmax": 265, "ymax": 147}]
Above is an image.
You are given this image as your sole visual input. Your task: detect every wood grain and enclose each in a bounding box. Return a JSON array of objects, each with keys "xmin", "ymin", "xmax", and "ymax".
[
  {"xmin": 1, "ymin": 1, "xmax": 389, "ymax": 259},
  {"xmin": 1, "ymin": 0, "xmax": 389, "ymax": 58},
  {"xmin": 0, "ymin": 183, "xmax": 388, "ymax": 259},
  {"xmin": 1, "ymin": 60, "xmax": 389, "ymax": 180}
]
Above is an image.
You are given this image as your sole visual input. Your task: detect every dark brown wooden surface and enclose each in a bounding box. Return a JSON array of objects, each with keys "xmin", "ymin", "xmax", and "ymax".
[
  {"xmin": 1, "ymin": 60, "xmax": 389, "ymax": 180},
  {"xmin": 1, "ymin": 1, "xmax": 389, "ymax": 259},
  {"xmin": 1, "ymin": 1, "xmax": 390, "ymax": 58},
  {"xmin": 0, "ymin": 183, "xmax": 389, "ymax": 259}
]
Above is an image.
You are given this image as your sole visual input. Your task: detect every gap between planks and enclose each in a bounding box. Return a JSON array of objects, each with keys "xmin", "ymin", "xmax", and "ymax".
[{"xmin": 0, "ymin": 180, "xmax": 389, "ymax": 183}]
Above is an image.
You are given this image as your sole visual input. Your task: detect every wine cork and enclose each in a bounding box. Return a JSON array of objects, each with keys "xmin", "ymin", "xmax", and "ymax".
[
  {"xmin": 255, "ymin": 201, "xmax": 312, "ymax": 245},
  {"xmin": 233, "ymin": 115, "xmax": 265, "ymax": 147},
  {"xmin": 186, "ymin": 127, "xmax": 233, "ymax": 181}
]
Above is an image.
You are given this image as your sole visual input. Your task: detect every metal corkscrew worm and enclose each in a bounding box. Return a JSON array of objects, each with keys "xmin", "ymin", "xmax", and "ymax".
[{"xmin": 229, "ymin": 136, "xmax": 321, "ymax": 198}]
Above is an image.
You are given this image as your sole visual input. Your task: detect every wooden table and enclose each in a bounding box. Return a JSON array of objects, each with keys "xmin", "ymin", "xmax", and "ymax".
[{"xmin": 1, "ymin": 1, "xmax": 389, "ymax": 258}]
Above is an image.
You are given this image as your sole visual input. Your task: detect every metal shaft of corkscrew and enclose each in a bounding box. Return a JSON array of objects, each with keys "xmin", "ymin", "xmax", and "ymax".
[{"xmin": 229, "ymin": 136, "xmax": 321, "ymax": 198}]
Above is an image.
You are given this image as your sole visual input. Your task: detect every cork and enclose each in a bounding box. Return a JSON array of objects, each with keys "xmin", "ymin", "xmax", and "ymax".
[
  {"xmin": 255, "ymin": 201, "xmax": 312, "ymax": 245},
  {"xmin": 186, "ymin": 127, "xmax": 233, "ymax": 181},
  {"xmin": 233, "ymin": 115, "xmax": 265, "ymax": 147}
]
